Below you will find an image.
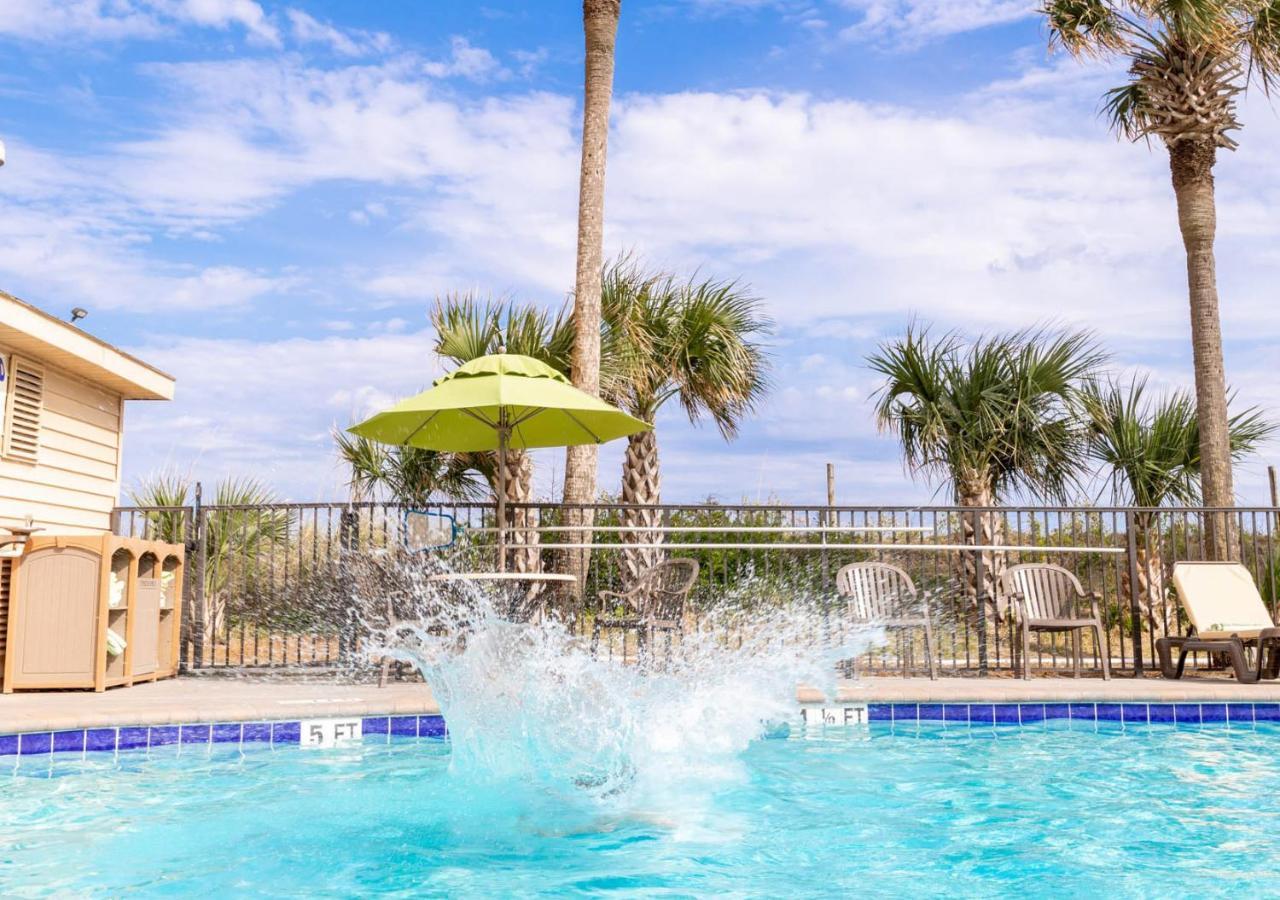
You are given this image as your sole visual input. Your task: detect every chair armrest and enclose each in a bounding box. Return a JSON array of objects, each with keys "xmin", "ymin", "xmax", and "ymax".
[
  {"xmin": 599, "ymin": 588, "xmax": 646, "ymax": 615},
  {"xmin": 1007, "ymin": 591, "xmax": 1026, "ymax": 621},
  {"xmin": 1086, "ymin": 590, "xmax": 1103, "ymax": 621},
  {"xmin": 914, "ymin": 591, "xmax": 932, "ymax": 622}
]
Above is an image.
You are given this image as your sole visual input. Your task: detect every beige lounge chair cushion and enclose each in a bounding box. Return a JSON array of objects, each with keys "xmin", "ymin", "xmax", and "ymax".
[{"xmin": 1171, "ymin": 562, "xmax": 1275, "ymax": 640}]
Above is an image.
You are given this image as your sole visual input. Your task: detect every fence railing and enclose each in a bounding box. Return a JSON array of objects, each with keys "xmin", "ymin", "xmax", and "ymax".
[{"xmin": 110, "ymin": 499, "xmax": 1280, "ymax": 679}]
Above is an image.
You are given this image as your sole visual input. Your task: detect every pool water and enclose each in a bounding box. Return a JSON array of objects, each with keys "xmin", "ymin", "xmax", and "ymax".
[{"xmin": 4, "ymin": 721, "xmax": 1280, "ymax": 897}]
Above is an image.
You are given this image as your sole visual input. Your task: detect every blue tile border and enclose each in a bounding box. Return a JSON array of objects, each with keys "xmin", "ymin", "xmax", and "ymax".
[
  {"xmin": 803, "ymin": 702, "xmax": 1280, "ymax": 733},
  {"xmin": 8, "ymin": 702, "xmax": 1280, "ymax": 760},
  {"xmin": 2, "ymin": 713, "xmax": 450, "ymax": 758}
]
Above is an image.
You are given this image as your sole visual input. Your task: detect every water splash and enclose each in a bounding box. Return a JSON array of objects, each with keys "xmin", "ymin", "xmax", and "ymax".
[{"xmin": 355, "ymin": 554, "xmax": 884, "ymax": 823}]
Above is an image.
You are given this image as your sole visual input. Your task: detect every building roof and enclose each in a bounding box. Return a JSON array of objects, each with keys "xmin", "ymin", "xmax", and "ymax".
[{"xmin": 0, "ymin": 291, "xmax": 175, "ymax": 400}]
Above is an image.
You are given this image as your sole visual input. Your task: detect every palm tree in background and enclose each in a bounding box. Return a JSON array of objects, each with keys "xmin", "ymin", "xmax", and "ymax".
[
  {"xmin": 333, "ymin": 430, "xmax": 488, "ymax": 507},
  {"xmin": 1083, "ymin": 375, "xmax": 1274, "ymax": 633},
  {"xmin": 130, "ymin": 472, "xmax": 292, "ymax": 646},
  {"xmin": 868, "ymin": 326, "xmax": 1106, "ymax": 611},
  {"xmin": 432, "ymin": 294, "xmax": 581, "ymax": 575},
  {"xmin": 1042, "ymin": 0, "xmax": 1280, "ymax": 558},
  {"xmin": 602, "ymin": 261, "xmax": 773, "ymax": 580},
  {"xmin": 563, "ymin": 0, "xmax": 623, "ymax": 595}
]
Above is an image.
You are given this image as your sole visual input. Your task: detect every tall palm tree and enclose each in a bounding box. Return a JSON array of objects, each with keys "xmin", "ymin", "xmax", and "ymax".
[
  {"xmin": 602, "ymin": 262, "xmax": 772, "ymax": 580},
  {"xmin": 1042, "ymin": 0, "xmax": 1280, "ymax": 558},
  {"xmin": 868, "ymin": 326, "xmax": 1106, "ymax": 610},
  {"xmin": 563, "ymin": 0, "xmax": 623, "ymax": 594},
  {"xmin": 1083, "ymin": 375, "xmax": 1274, "ymax": 632}
]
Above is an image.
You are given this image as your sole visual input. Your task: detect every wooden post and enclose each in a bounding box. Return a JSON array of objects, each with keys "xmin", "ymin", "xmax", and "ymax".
[
  {"xmin": 1269, "ymin": 465, "xmax": 1278, "ymax": 509},
  {"xmin": 826, "ymin": 463, "xmax": 836, "ymax": 527}
]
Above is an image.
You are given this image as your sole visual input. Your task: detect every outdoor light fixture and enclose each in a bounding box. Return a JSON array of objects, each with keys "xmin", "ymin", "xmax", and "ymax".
[{"xmin": 69, "ymin": 307, "xmax": 88, "ymax": 324}]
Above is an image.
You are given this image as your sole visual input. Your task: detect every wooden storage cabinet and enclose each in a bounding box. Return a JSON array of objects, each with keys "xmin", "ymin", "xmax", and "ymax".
[{"xmin": 1, "ymin": 535, "xmax": 183, "ymax": 692}]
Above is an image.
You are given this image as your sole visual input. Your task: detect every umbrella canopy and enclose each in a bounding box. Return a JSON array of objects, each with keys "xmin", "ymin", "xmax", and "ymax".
[
  {"xmin": 349, "ymin": 353, "xmax": 649, "ymax": 573},
  {"xmin": 349, "ymin": 354, "xmax": 648, "ymax": 451}
]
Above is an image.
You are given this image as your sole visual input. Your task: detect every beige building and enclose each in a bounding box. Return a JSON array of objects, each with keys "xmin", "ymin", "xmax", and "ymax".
[{"xmin": 0, "ymin": 290, "xmax": 175, "ymax": 536}]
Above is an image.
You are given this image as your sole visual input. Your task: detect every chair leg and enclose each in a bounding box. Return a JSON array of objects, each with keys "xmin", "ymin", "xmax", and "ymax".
[
  {"xmin": 591, "ymin": 621, "xmax": 601, "ymax": 657},
  {"xmin": 1072, "ymin": 630, "xmax": 1081, "ymax": 678},
  {"xmin": 379, "ymin": 656, "xmax": 390, "ymax": 688},
  {"xmin": 1226, "ymin": 637, "xmax": 1260, "ymax": 684},
  {"xmin": 1094, "ymin": 623, "xmax": 1111, "ymax": 680},
  {"xmin": 1021, "ymin": 624, "xmax": 1031, "ymax": 680},
  {"xmin": 923, "ymin": 623, "xmax": 937, "ymax": 680}
]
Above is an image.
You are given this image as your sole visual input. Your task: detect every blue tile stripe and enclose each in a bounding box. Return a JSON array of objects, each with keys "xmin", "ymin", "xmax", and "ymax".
[
  {"xmin": 10, "ymin": 702, "xmax": 1280, "ymax": 757},
  {"xmin": 826, "ymin": 702, "xmax": 1280, "ymax": 729},
  {"xmin": 0, "ymin": 714, "xmax": 447, "ymax": 757}
]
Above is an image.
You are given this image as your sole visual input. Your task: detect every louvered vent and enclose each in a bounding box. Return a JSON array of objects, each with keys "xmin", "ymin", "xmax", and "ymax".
[
  {"xmin": 3, "ymin": 358, "xmax": 43, "ymax": 463},
  {"xmin": 0, "ymin": 558, "xmax": 10, "ymax": 685}
]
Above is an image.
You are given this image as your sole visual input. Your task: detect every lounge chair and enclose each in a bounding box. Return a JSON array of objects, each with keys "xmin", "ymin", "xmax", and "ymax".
[
  {"xmin": 836, "ymin": 562, "xmax": 937, "ymax": 680},
  {"xmin": 592, "ymin": 558, "xmax": 699, "ymax": 655},
  {"xmin": 1155, "ymin": 562, "xmax": 1280, "ymax": 684},
  {"xmin": 1002, "ymin": 563, "xmax": 1111, "ymax": 680}
]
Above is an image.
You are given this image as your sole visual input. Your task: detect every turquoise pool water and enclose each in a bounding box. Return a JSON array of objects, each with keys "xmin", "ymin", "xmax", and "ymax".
[{"xmin": 4, "ymin": 721, "xmax": 1280, "ymax": 897}]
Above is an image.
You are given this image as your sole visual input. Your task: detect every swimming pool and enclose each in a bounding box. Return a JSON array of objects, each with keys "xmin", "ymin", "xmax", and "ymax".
[{"xmin": 5, "ymin": 719, "xmax": 1280, "ymax": 897}]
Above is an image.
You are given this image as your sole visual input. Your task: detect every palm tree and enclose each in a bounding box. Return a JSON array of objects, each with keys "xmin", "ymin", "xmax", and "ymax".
[
  {"xmin": 602, "ymin": 262, "xmax": 772, "ymax": 580},
  {"xmin": 868, "ymin": 326, "xmax": 1106, "ymax": 610},
  {"xmin": 333, "ymin": 429, "xmax": 488, "ymax": 507},
  {"xmin": 1042, "ymin": 0, "xmax": 1280, "ymax": 558},
  {"xmin": 1083, "ymin": 375, "xmax": 1274, "ymax": 633},
  {"xmin": 130, "ymin": 472, "xmax": 292, "ymax": 649},
  {"xmin": 431, "ymin": 294, "xmax": 578, "ymax": 575},
  {"xmin": 563, "ymin": 0, "xmax": 623, "ymax": 594}
]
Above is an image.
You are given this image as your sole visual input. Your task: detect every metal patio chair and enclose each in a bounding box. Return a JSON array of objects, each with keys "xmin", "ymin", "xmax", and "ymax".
[
  {"xmin": 1002, "ymin": 563, "xmax": 1111, "ymax": 680},
  {"xmin": 592, "ymin": 558, "xmax": 700, "ymax": 655},
  {"xmin": 836, "ymin": 562, "xmax": 937, "ymax": 680}
]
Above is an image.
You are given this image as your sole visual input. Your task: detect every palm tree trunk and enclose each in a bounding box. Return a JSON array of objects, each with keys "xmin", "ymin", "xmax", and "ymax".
[
  {"xmin": 1121, "ymin": 513, "xmax": 1168, "ymax": 640},
  {"xmin": 561, "ymin": 0, "xmax": 621, "ymax": 601},
  {"xmin": 957, "ymin": 482, "xmax": 1006, "ymax": 620},
  {"xmin": 1170, "ymin": 139, "xmax": 1236, "ymax": 560},
  {"xmin": 620, "ymin": 428, "xmax": 662, "ymax": 583}
]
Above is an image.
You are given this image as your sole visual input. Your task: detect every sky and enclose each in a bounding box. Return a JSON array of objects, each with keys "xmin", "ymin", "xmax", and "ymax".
[{"xmin": 0, "ymin": 0, "xmax": 1277, "ymax": 506}]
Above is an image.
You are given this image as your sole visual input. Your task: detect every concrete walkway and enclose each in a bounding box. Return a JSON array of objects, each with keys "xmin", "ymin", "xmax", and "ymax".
[{"xmin": 5, "ymin": 674, "xmax": 1280, "ymax": 735}]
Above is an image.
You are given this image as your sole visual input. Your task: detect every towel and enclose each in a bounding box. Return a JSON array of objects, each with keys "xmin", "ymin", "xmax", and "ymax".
[
  {"xmin": 106, "ymin": 629, "xmax": 127, "ymax": 658},
  {"xmin": 109, "ymin": 572, "xmax": 126, "ymax": 609}
]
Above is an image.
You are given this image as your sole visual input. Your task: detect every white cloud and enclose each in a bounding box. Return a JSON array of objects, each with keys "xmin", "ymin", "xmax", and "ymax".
[
  {"xmin": 0, "ymin": 0, "xmax": 278, "ymax": 43},
  {"xmin": 163, "ymin": 0, "xmax": 278, "ymax": 45},
  {"xmin": 8, "ymin": 45, "xmax": 1280, "ymax": 501},
  {"xmin": 422, "ymin": 36, "xmax": 507, "ymax": 82},
  {"xmin": 286, "ymin": 8, "xmax": 390, "ymax": 56},
  {"xmin": 122, "ymin": 330, "xmax": 448, "ymax": 499},
  {"xmin": 835, "ymin": 0, "xmax": 1035, "ymax": 44}
]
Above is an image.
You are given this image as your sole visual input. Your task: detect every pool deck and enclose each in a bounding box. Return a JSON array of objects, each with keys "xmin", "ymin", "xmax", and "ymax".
[{"xmin": 6, "ymin": 675, "xmax": 1280, "ymax": 735}]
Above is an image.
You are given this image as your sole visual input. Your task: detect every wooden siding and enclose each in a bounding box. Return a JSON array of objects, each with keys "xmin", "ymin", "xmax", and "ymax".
[{"xmin": 1, "ymin": 364, "xmax": 123, "ymax": 535}]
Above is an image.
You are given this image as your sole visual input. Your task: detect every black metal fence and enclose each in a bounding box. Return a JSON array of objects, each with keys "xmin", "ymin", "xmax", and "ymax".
[{"xmin": 111, "ymin": 498, "xmax": 1280, "ymax": 679}]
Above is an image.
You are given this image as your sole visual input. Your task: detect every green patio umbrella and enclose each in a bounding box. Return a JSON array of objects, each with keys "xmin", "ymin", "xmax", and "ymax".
[{"xmin": 349, "ymin": 353, "xmax": 649, "ymax": 570}]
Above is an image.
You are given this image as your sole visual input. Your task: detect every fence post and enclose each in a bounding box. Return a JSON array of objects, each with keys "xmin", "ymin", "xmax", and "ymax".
[
  {"xmin": 973, "ymin": 510, "xmax": 989, "ymax": 677},
  {"xmin": 189, "ymin": 482, "xmax": 206, "ymax": 671},
  {"xmin": 338, "ymin": 506, "xmax": 359, "ymax": 663},
  {"xmin": 1125, "ymin": 509, "xmax": 1144, "ymax": 677}
]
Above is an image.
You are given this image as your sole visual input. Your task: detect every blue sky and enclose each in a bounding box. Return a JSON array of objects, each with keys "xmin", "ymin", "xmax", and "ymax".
[{"xmin": 1, "ymin": 0, "xmax": 1278, "ymax": 505}]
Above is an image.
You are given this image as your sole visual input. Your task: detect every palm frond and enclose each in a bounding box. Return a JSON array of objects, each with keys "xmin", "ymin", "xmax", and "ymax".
[
  {"xmin": 1043, "ymin": 0, "xmax": 1130, "ymax": 56},
  {"xmin": 1084, "ymin": 375, "xmax": 1276, "ymax": 506},
  {"xmin": 601, "ymin": 257, "xmax": 773, "ymax": 438},
  {"xmin": 868, "ymin": 324, "xmax": 1103, "ymax": 504},
  {"xmin": 1245, "ymin": 0, "xmax": 1280, "ymax": 91}
]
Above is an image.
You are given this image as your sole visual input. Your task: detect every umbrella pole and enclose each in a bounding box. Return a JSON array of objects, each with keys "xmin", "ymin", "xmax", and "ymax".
[{"xmin": 497, "ymin": 419, "xmax": 507, "ymax": 573}]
